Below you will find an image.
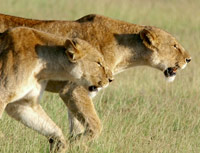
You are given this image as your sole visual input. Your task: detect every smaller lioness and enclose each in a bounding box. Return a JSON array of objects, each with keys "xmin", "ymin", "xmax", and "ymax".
[{"xmin": 0, "ymin": 27, "xmax": 113, "ymax": 152}]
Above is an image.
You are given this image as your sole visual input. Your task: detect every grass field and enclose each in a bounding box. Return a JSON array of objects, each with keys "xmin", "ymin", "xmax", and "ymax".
[{"xmin": 0, "ymin": 0, "xmax": 200, "ymax": 152}]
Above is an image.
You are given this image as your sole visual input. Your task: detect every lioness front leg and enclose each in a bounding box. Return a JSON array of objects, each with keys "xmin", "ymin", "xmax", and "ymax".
[
  {"xmin": 68, "ymin": 110, "xmax": 85, "ymax": 136},
  {"xmin": 60, "ymin": 85, "xmax": 102, "ymax": 141},
  {"xmin": 46, "ymin": 81, "xmax": 85, "ymax": 137},
  {"xmin": 5, "ymin": 100, "xmax": 67, "ymax": 153}
]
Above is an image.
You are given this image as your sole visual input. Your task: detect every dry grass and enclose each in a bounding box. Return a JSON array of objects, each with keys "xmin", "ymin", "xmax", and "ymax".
[{"xmin": 0, "ymin": 0, "xmax": 200, "ymax": 152}]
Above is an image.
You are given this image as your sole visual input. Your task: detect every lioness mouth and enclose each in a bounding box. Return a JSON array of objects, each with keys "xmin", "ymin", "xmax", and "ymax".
[
  {"xmin": 164, "ymin": 67, "xmax": 177, "ymax": 82},
  {"xmin": 164, "ymin": 67, "xmax": 177, "ymax": 77},
  {"xmin": 88, "ymin": 85, "xmax": 98, "ymax": 92}
]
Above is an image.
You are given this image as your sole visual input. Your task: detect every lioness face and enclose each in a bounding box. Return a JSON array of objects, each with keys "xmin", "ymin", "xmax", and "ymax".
[
  {"xmin": 140, "ymin": 27, "xmax": 191, "ymax": 82},
  {"xmin": 65, "ymin": 38, "xmax": 113, "ymax": 92},
  {"xmin": 81, "ymin": 54, "xmax": 113, "ymax": 93}
]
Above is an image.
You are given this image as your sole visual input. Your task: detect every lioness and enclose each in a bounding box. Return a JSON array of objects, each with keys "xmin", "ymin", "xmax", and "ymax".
[
  {"xmin": 0, "ymin": 27, "xmax": 113, "ymax": 152},
  {"xmin": 0, "ymin": 14, "xmax": 191, "ymax": 148}
]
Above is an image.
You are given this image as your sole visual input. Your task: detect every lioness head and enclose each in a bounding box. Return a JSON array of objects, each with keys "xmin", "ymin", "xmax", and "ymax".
[
  {"xmin": 64, "ymin": 38, "xmax": 113, "ymax": 92},
  {"xmin": 140, "ymin": 26, "xmax": 191, "ymax": 82}
]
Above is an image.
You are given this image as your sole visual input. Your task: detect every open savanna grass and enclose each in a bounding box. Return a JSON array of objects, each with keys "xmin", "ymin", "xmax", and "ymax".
[{"xmin": 0, "ymin": 0, "xmax": 200, "ymax": 152}]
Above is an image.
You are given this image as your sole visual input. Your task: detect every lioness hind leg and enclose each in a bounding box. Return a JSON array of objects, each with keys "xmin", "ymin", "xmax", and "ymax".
[
  {"xmin": 60, "ymin": 85, "xmax": 102, "ymax": 142},
  {"xmin": 0, "ymin": 101, "xmax": 6, "ymax": 119},
  {"xmin": 0, "ymin": 101, "xmax": 6, "ymax": 124},
  {"xmin": 5, "ymin": 100, "xmax": 67, "ymax": 153}
]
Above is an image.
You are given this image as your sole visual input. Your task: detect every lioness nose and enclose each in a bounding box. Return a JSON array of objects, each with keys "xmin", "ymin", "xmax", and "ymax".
[
  {"xmin": 109, "ymin": 78, "xmax": 114, "ymax": 83},
  {"xmin": 186, "ymin": 58, "xmax": 191, "ymax": 63}
]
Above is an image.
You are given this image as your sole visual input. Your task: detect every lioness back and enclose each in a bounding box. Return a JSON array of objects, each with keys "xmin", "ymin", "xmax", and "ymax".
[{"xmin": 0, "ymin": 13, "xmax": 191, "ymax": 78}]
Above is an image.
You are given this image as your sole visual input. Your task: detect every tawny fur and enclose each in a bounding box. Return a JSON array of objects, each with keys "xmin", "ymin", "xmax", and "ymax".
[
  {"xmin": 0, "ymin": 27, "xmax": 112, "ymax": 152},
  {"xmin": 0, "ymin": 14, "xmax": 191, "ymax": 151}
]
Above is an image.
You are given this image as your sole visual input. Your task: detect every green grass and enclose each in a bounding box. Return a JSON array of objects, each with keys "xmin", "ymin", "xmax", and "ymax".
[{"xmin": 0, "ymin": 0, "xmax": 200, "ymax": 152}]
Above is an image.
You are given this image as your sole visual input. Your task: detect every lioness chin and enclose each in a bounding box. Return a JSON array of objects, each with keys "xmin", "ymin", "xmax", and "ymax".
[{"xmin": 0, "ymin": 27, "xmax": 113, "ymax": 152}]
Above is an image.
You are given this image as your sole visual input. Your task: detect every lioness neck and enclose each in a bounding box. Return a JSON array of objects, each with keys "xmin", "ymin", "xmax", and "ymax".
[{"xmin": 33, "ymin": 40, "xmax": 78, "ymax": 82}]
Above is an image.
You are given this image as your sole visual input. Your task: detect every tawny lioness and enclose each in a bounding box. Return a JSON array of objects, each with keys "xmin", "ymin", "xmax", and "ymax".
[{"xmin": 0, "ymin": 14, "xmax": 191, "ymax": 147}]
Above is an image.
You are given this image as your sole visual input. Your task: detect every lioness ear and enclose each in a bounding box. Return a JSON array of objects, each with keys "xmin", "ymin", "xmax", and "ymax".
[
  {"xmin": 64, "ymin": 39, "xmax": 84, "ymax": 63},
  {"xmin": 140, "ymin": 28, "xmax": 157, "ymax": 50}
]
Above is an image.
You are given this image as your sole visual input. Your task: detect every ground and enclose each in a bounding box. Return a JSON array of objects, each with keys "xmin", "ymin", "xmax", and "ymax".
[{"xmin": 0, "ymin": 0, "xmax": 200, "ymax": 152}]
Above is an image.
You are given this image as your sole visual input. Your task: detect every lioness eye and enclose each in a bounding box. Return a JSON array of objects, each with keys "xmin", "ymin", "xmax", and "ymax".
[
  {"xmin": 97, "ymin": 62, "xmax": 102, "ymax": 67},
  {"xmin": 173, "ymin": 44, "xmax": 178, "ymax": 49},
  {"xmin": 175, "ymin": 62, "xmax": 180, "ymax": 68}
]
